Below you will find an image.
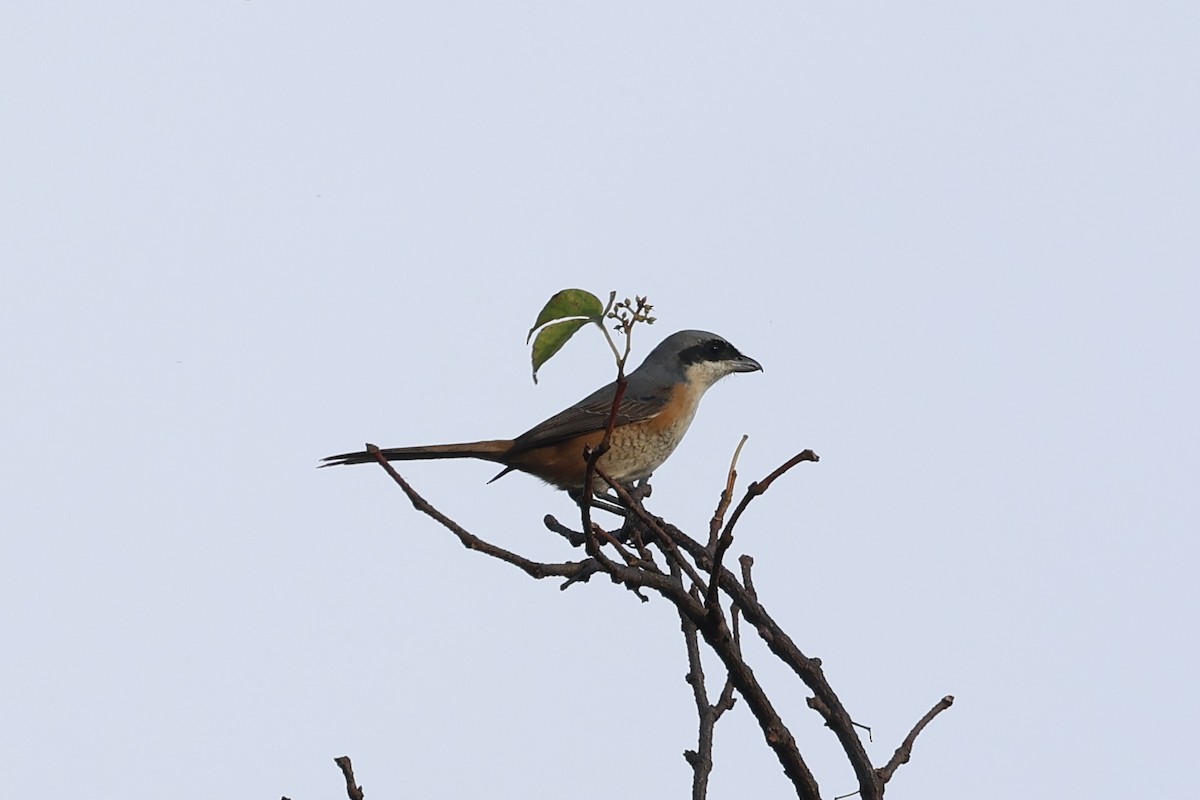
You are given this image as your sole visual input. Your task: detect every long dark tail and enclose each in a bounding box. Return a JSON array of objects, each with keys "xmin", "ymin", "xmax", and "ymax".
[{"xmin": 319, "ymin": 439, "xmax": 514, "ymax": 468}]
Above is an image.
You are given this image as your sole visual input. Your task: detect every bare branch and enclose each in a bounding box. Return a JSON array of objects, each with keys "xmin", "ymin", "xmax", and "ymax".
[
  {"xmin": 707, "ymin": 435, "xmax": 748, "ymax": 549},
  {"xmin": 739, "ymin": 555, "xmax": 757, "ymax": 600},
  {"xmin": 595, "ymin": 465, "xmax": 711, "ymax": 596},
  {"xmin": 366, "ymin": 445, "xmax": 598, "ymax": 584},
  {"xmin": 334, "ymin": 756, "xmax": 364, "ymax": 800},
  {"xmin": 623, "ymin": 516, "xmax": 658, "ymax": 569},
  {"xmin": 589, "ymin": 489, "xmax": 822, "ymax": 797},
  {"xmin": 366, "ymin": 453, "xmax": 821, "ymax": 798},
  {"xmin": 708, "ymin": 450, "xmax": 819, "ymax": 611},
  {"xmin": 680, "ymin": 583, "xmax": 717, "ymax": 799},
  {"xmin": 679, "ymin": 603, "xmax": 821, "ymax": 800},
  {"xmin": 876, "ymin": 696, "xmax": 956, "ymax": 784},
  {"xmin": 543, "ymin": 514, "xmax": 585, "ymax": 546},
  {"xmin": 711, "ymin": 599, "xmax": 739, "ymax": 721},
  {"xmin": 660, "ymin": 514, "xmax": 896, "ymax": 800},
  {"xmin": 363, "ymin": 438, "xmax": 949, "ymax": 799}
]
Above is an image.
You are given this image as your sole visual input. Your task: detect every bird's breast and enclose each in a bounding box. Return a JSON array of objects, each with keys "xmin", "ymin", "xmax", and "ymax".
[
  {"xmin": 505, "ymin": 382, "xmax": 704, "ymax": 492},
  {"xmin": 602, "ymin": 392, "xmax": 697, "ymax": 480}
]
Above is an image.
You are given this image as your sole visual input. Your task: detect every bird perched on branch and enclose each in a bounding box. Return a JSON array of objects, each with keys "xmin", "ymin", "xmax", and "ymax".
[{"xmin": 320, "ymin": 330, "xmax": 761, "ymax": 496}]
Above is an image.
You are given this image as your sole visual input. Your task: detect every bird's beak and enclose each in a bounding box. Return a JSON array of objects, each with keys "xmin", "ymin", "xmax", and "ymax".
[{"xmin": 731, "ymin": 354, "xmax": 763, "ymax": 373}]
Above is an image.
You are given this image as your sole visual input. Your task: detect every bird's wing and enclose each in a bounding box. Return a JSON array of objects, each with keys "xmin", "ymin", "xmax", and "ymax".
[{"xmin": 508, "ymin": 383, "xmax": 668, "ymax": 453}]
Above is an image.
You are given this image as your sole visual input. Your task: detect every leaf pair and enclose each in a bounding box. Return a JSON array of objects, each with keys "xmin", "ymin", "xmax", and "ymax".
[{"xmin": 526, "ymin": 289, "xmax": 608, "ymax": 383}]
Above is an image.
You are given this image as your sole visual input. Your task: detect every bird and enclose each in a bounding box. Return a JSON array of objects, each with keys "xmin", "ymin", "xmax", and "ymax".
[{"xmin": 320, "ymin": 329, "xmax": 762, "ymax": 497}]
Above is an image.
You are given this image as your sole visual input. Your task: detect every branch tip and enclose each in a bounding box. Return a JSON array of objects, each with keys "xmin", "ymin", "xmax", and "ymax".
[
  {"xmin": 876, "ymin": 695, "xmax": 956, "ymax": 784},
  {"xmin": 334, "ymin": 756, "xmax": 364, "ymax": 800}
]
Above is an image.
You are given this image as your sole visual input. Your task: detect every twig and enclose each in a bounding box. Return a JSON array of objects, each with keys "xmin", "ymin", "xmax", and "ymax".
[
  {"xmin": 367, "ymin": 446, "xmax": 597, "ymax": 584},
  {"xmin": 677, "ymin": 591, "xmax": 821, "ymax": 800},
  {"xmin": 623, "ymin": 516, "xmax": 657, "ymax": 568},
  {"xmin": 679, "ymin": 581, "xmax": 739, "ymax": 795},
  {"xmin": 581, "ymin": 296, "xmax": 653, "ymax": 549},
  {"xmin": 559, "ymin": 560, "xmax": 602, "ymax": 590},
  {"xmin": 543, "ymin": 514, "xmax": 586, "ymax": 546},
  {"xmin": 707, "ymin": 450, "xmax": 819, "ymax": 612},
  {"xmin": 334, "ymin": 756, "xmax": 364, "ymax": 800},
  {"xmin": 593, "ymin": 528, "xmax": 653, "ymax": 602},
  {"xmin": 580, "ymin": 375, "xmax": 628, "ymax": 547},
  {"xmin": 707, "ymin": 436, "xmax": 748, "ymax": 549},
  {"xmin": 595, "ymin": 465, "xmax": 711, "ymax": 596},
  {"xmin": 739, "ymin": 556, "xmax": 757, "ymax": 600},
  {"xmin": 876, "ymin": 696, "xmax": 956, "ymax": 784},
  {"xmin": 680, "ymin": 593, "xmax": 718, "ymax": 800},
  {"xmin": 594, "ymin": 527, "xmax": 641, "ymax": 567}
]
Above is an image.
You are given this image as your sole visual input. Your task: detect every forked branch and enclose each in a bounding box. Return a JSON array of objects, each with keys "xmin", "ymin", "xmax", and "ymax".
[{"xmin": 361, "ymin": 445, "xmax": 950, "ymax": 799}]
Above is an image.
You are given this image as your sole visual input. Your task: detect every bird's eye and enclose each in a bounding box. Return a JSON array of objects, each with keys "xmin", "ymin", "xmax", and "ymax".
[{"xmin": 708, "ymin": 341, "xmax": 723, "ymax": 355}]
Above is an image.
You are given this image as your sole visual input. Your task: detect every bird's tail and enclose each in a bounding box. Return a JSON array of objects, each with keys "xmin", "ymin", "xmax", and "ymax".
[{"xmin": 319, "ymin": 439, "xmax": 514, "ymax": 468}]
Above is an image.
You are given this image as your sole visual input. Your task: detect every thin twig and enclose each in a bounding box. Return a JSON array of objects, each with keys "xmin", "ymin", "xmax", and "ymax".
[
  {"xmin": 707, "ymin": 435, "xmax": 748, "ymax": 549},
  {"xmin": 595, "ymin": 465, "xmax": 711, "ymax": 596},
  {"xmin": 580, "ymin": 375, "xmax": 627, "ymax": 542},
  {"xmin": 367, "ymin": 446, "xmax": 596, "ymax": 584},
  {"xmin": 677, "ymin": 588, "xmax": 821, "ymax": 800},
  {"xmin": 624, "ymin": 516, "xmax": 657, "ymax": 568},
  {"xmin": 707, "ymin": 450, "xmax": 819, "ymax": 611},
  {"xmin": 715, "ymin": 602, "xmax": 740, "ymax": 716},
  {"xmin": 679, "ymin": 576, "xmax": 717, "ymax": 799},
  {"xmin": 543, "ymin": 514, "xmax": 586, "ymax": 546},
  {"xmin": 876, "ymin": 696, "xmax": 956, "ymax": 784},
  {"xmin": 594, "ymin": 527, "xmax": 637, "ymax": 565}
]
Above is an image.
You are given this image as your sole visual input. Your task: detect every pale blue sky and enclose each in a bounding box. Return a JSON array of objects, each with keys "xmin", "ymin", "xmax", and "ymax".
[{"xmin": 2, "ymin": 3, "xmax": 1197, "ymax": 798}]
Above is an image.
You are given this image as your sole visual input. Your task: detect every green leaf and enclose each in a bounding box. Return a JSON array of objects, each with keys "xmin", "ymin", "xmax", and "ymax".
[
  {"xmin": 526, "ymin": 289, "xmax": 604, "ymax": 344},
  {"xmin": 530, "ymin": 318, "xmax": 591, "ymax": 384}
]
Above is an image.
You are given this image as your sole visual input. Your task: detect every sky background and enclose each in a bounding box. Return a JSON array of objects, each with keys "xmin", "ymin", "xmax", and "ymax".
[{"xmin": 3, "ymin": 3, "xmax": 1197, "ymax": 798}]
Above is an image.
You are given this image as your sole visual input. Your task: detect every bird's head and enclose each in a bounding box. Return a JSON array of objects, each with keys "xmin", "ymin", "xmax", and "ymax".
[{"xmin": 641, "ymin": 329, "xmax": 763, "ymax": 390}]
